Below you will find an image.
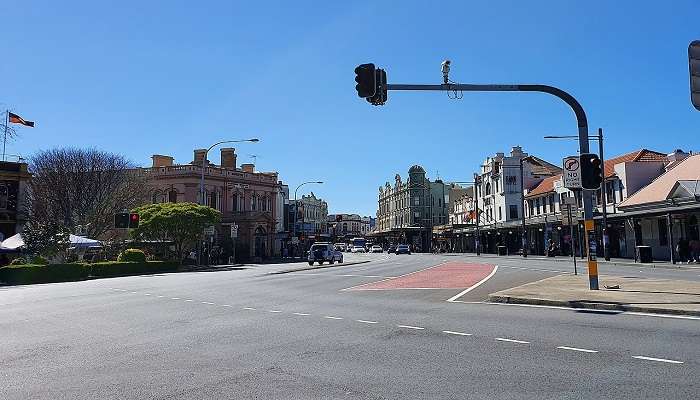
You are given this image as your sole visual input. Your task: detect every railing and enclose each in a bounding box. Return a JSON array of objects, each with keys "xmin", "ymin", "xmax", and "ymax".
[{"xmin": 140, "ymin": 165, "xmax": 278, "ymax": 183}]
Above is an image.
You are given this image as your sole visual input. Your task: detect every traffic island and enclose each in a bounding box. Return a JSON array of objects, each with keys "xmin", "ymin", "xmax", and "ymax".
[{"xmin": 488, "ymin": 274, "xmax": 700, "ymax": 316}]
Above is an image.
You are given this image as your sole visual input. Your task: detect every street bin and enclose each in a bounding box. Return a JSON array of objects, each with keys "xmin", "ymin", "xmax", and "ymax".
[
  {"xmin": 497, "ymin": 246, "xmax": 507, "ymax": 256},
  {"xmin": 636, "ymin": 245, "xmax": 652, "ymax": 263}
]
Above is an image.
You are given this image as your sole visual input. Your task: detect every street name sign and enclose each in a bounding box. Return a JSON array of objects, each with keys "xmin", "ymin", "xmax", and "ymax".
[{"xmin": 563, "ymin": 156, "xmax": 582, "ymax": 189}]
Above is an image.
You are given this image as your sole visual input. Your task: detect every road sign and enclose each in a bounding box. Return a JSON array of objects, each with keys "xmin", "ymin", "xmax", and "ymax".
[
  {"xmin": 230, "ymin": 223, "xmax": 238, "ymax": 238},
  {"xmin": 204, "ymin": 225, "xmax": 215, "ymax": 235},
  {"xmin": 563, "ymin": 156, "xmax": 582, "ymax": 189}
]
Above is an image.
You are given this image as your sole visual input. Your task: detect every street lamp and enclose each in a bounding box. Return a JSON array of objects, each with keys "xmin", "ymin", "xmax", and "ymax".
[
  {"xmin": 199, "ymin": 139, "xmax": 259, "ymax": 205},
  {"xmin": 293, "ymin": 181, "xmax": 323, "ymax": 253},
  {"xmin": 544, "ymin": 128, "xmax": 609, "ymax": 261}
]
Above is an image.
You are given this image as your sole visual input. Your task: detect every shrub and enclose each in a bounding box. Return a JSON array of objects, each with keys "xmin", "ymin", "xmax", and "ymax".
[
  {"xmin": 89, "ymin": 261, "xmax": 179, "ymax": 278},
  {"xmin": 117, "ymin": 248, "xmax": 146, "ymax": 263},
  {"xmin": 31, "ymin": 255, "xmax": 49, "ymax": 265},
  {"xmin": 9, "ymin": 257, "xmax": 26, "ymax": 265},
  {"xmin": 0, "ymin": 263, "xmax": 89, "ymax": 285}
]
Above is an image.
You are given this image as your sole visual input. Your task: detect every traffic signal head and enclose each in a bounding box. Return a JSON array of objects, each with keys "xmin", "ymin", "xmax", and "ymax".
[
  {"xmin": 129, "ymin": 213, "xmax": 140, "ymax": 229},
  {"xmin": 689, "ymin": 40, "xmax": 700, "ymax": 111},
  {"xmin": 367, "ymin": 68, "xmax": 388, "ymax": 106},
  {"xmin": 580, "ymin": 153, "xmax": 603, "ymax": 190},
  {"xmin": 114, "ymin": 212, "xmax": 130, "ymax": 229},
  {"xmin": 355, "ymin": 63, "xmax": 376, "ymax": 98}
]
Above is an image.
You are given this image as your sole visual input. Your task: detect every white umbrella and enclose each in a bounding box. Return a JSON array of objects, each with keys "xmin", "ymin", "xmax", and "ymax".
[
  {"xmin": 0, "ymin": 233, "xmax": 24, "ymax": 250},
  {"xmin": 0, "ymin": 233, "xmax": 102, "ymax": 250}
]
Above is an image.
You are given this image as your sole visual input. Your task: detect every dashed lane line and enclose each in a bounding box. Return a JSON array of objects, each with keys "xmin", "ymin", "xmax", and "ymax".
[
  {"xmin": 201, "ymin": 302, "xmax": 216, "ymax": 305},
  {"xmin": 557, "ymin": 346, "xmax": 598, "ymax": 353},
  {"xmin": 243, "ymin": 307, "xmax": 256, "ymax": 311},
  {"xmin": 293, "ymin": 312, "xmax": 311, "ymax": 316},
  {"xmin": 356, "ymin": 320, "xmax": 379, "ymax": 324},
  {"xmin": 495, "ymin": 337, "xmax": 530, "ymax": 344},
  {"xmin": 632, "ymin": 356, "xmax": 684, "ymax": 364},
  {"xmin": 267, "ymin": 310, "xmax": 282, "ymax": 313},
  {"xmin": 324, "ymin": 316, "xmax": 343, "ymax": 320},
  {"xmin": 184, "ymin": 299, "xmax": 193, "ymax": 302},
  {"xmin": 443, "ymin": 330, "xmax": 472, "ymax": 336},
  {"xmin": 397, "ymin": 325, "xmax": 425, "ymax": 330},
  {"xmin": 170, "ymin": 297, "xmax": 180, "ymax": 300}
]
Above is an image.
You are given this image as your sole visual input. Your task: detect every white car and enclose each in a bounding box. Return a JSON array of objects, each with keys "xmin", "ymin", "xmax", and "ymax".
[
  {"xmin": 308, "ymin": 243, "xmax": 344, "ymax": 265},
  {"xmin": 370, "ymin": 245, "xmax": 383, "ymax": 253},
  {"xmin": 351, "ymin": 245, "xmax": 366, "ymax": 253}
]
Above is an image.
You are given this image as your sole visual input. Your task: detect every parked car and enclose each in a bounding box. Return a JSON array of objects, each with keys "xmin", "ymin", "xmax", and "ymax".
[
  {"xmin": 335, "ymin": 243, "xmax": 347, "ymax": 252},
  {"xmin": 308, "ymin": 242, "xmax": 343, "ymax": 265},
  {"xmin": 387, "ymin": 245, "xmax": 396, "ymax": 254},
  {"xmin": 371, "ymin": 245, "xmax": 383, "ymax": 253},
  {"xmin": 351, "ymin": 245, "xmax": 366, "ymax": 253},
  {"xmin": 395, "ymin": 244, "xmax": 411, "ymax": 255}
]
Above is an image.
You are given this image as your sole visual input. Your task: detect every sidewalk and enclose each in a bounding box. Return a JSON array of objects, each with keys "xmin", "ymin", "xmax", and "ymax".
[
  {"xmin": 488, "ymin": 274, "xmax": 700, "ymax": 316},
  {"xmin": 444, "ymin": 252, "xmax": 699, "ymax": 270}
]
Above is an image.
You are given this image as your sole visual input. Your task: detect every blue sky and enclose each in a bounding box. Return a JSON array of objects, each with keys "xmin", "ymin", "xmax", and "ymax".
[{"xmin": 3, "ymin": 0, "xmax": 699, "ymax": 216}]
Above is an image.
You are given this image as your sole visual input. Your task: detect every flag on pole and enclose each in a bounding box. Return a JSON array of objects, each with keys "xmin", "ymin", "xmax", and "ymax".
[{"xmin": 8, "ymin": 112, "xmax": 34, "ymax": 127}]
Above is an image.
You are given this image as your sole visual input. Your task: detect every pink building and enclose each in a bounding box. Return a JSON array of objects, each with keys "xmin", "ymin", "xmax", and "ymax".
[{"xmin": 140, "ymin": 148, "xmax": 282, "ymax": 260}]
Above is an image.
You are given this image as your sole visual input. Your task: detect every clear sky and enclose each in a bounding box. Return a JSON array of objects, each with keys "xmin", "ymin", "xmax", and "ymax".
[{"xmin": 3, "ymin": 0, "xmax": 699, "ymax": 216}]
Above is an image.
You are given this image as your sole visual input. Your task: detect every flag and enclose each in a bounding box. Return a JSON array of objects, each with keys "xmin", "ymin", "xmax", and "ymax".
[{"xmin": 8, "ymin": 112, "xmax": 34, "ymax": 127}]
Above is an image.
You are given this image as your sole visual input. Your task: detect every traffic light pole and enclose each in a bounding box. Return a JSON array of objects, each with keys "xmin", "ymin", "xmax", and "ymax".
[
  {"xmin": 385, "ymin": 82, "xmax": 598, "ymax": 289},
  {"xmin": 597, "ymin": 128, "xmax": 610, "ymax": 261}
]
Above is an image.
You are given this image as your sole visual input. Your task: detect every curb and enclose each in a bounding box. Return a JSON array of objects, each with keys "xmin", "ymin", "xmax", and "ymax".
[
  {"xmin": 269, "ymin": 260, "xmax": 372, "ymax": 275},
  {"xmin": 488, "ymin": 294, "xmax": 700, "ymax": 317},
  {"xmin": 451, "ymin": 253, "xmax": 693, "ymax": 271}
]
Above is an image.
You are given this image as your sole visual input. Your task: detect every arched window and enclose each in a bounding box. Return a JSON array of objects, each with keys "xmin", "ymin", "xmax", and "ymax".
[
  {"xmin": 168, "ymin": 190, "xmax": 177, "ymax": 203},
  {"xmin": 209, "ymin": 191, "xmax": 217, "ymax": 210},
  {"xmin": 485, "ymin": 182, "xmax": 491, "ymax": 195},
  {"xmin": 152, "ymin": 190, "xmax": 164, "ymax": 204},
  {"xmin": 252, "ymin": 195, "xmax": 257, "ymax": 211}
]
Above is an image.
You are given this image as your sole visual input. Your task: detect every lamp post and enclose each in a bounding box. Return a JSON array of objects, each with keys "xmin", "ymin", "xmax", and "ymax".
[
  {"xmin": 544, "ymin": 128, "xmax": 609, "ymax": 260},
  {"xmin": 293, "ymin": 181, "xmax": 323, "ymax": 256},
  {"xmin": 199, "ymin": 139, "xmax": 259, "ymax": 205}
]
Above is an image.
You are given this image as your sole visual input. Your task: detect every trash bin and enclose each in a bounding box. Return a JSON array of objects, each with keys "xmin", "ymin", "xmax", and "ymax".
[
  {"xmin": 636, "ymin": 245, "xmax": 652, "ymax": 263},
  {"xmin": 497, "ymin": 246, "xmax": 507, "ymax": 256}
]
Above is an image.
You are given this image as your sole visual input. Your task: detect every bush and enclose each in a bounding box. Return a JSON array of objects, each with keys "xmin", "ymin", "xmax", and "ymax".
[
  {"xmin": 89, "ymin": 261, "xmax": 179, "ymax": 278},
  {"xmin": 9, "ymin": 257, "xmax": 26, "ymax": 265},
  {"xmin": 31, "ymin": 255, "xmax": 49, "ymax": 265},
  {"xmin": 0, "ymin": 263, "xmax": 89, "ymax": 285},
  {"xmin": 117, "ymin": 248, "xmax": 146, "ymax": 263}
]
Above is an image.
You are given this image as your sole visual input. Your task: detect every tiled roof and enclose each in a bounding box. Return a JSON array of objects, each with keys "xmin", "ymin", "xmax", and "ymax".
[
  {"xmin": 618, "ymin": 154, "xmax": 700, "ymax": 208},
  {"xmin": 527, "ymin": 156, "xmax": 562, "ymax": 176},
  {"xmin": 525, "ymin": 174, "xmax": 561, "ymax": 198},
  {"xmin": 604, "ymin": 149, "xmax": 667, "ymax": 178}
]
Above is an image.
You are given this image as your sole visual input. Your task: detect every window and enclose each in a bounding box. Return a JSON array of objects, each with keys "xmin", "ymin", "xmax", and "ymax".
[
  {"xmin": 509, "ymin": 205, "xmax": 518, "ymax": 219},
  {"xmin": 414, "ymin": 196, "xmax": 420, "ymax": 206},
  {"xmin": 252, "ymin": 195, "xmax": 257, "ymax": 210},
  {"xmin": 658, "ymin": 218, "xmax": 668, "ymax": 246},
  {"xmin": 168, "ymin": 190, "xmax": 177, "ymax": 203},
  {"xmin": 549, "ymin": 194, "xmax": 555, "ymax": 212},
  {"xmin": 485, "ymin": 182, "xmax": 491, "ymax": 195},
  {"xmin": 606, "ymin": 181, "xmax": 614, "ymax": 204},
  {"xmin": 209, "ymin": 192, "xmax": 217, "ymax": 210},
  {"xmin": 535, "ymin": 199, "xmax": 540, "ymax": 215},
  {"xmin": 0, "ymin": 184, "xmax": 7, "ymax": 210},
  {"xmin": 232, "ymin": 194, "xmax": 238, "ymax": 211},
  {"xmin": 498, "ymin": 207, "xmax": 502, "ymax": 221}
]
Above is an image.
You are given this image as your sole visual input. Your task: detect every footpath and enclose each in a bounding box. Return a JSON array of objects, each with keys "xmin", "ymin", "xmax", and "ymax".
[{"xmin": 489, "ymin": 274, "xmax": 700, "ymax": 317}]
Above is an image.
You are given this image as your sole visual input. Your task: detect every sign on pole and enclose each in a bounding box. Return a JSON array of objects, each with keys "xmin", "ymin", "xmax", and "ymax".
[
  {"xmin": 204, "ymin": 225, "xmax": 215, "ymax": 235},
  {"xmin": 230, "ymin": 223, "xmax": 238, "ymax": 239},
  {"xmin": 563, "ymin": 156, "xmax": 582, "ymax": 189}
]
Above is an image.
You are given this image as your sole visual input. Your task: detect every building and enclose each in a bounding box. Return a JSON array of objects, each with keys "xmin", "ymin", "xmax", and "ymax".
[
  {"xmin": 141, "ymin": 148, "xmax": 284, "ymax": 261},
  {"xmin": 375, "ymin": 165, "xmax": 455, "ymax": 251},
  {"xmin": 0, "ymin": 161, "xmax": 31, "ymax": 241},
  {"xmin": 293, "ymin": 192, "xmax": 328, "ymax": 238}
]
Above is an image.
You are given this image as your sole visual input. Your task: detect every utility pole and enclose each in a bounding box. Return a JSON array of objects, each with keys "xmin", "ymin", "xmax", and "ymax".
[{"xmin": 519, "ymin": 157, "xmax": 528, "ymax": 258}]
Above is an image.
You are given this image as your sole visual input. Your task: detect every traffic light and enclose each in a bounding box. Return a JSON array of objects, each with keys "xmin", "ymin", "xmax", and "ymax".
[
  {"xmin": 354, "ymin": 63, "xmax": 376, "ymax": 98},
  {"xmin": 129, "ymin": 213, "xmax": 140, "ymax": 229},
  {"xmin": 114, "ymin": 212, "xmax": 129, "ymax": 229},
  {"xmin": 580, "ymin": 153, "xmax": 603, "ymax": 190},
  {"xmin": 689, "ymin": 40, "xmax": 700, "ymax": 111},
  {"xmin": 367, "ymin": 68, "xmax": 387, "ymax": 106}
]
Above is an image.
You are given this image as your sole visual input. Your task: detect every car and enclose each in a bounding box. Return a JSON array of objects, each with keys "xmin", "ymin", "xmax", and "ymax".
[
  {"xmin": 335, "ymin": 243, "xmax": 347, "ymax": 252},
  {"xmin": 387, "ymin": 245, "xmax": 396, "ymax": 254},
  {"xmin": 395, "ymin": 244, "xmax": 411, "ymax": 255},
  {"xmin": 370, "ymin": 245, "xmax": 383, "ymax": 253},
  {"xmin": 351, "ymin": 245, "xmax": 366, "ymax": 253},
  {"xmin": 308, "ymin": 242, "xmax": 343, "ymax": 265}
]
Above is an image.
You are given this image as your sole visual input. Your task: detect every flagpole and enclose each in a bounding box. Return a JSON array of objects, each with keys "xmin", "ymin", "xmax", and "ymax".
[{"xmin": 3, "ymin": 110, "xmax": 8, "ymax": 161}]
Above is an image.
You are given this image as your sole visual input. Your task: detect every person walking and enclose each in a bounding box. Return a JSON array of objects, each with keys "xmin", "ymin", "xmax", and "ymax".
[
  {"xmin": 690, "ymin": 238, "xmax": 700, "ymax": 263},
  {"xmin": 676, "ymin": 238, "xmax": 689, "ymax": 263}
]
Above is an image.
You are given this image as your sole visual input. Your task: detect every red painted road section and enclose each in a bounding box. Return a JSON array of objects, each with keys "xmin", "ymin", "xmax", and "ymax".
[{"xmin": 347, "ymin": 262, "xmax": 496, "ymax": 290}]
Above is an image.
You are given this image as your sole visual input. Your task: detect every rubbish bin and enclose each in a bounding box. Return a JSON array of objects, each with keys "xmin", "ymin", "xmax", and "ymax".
[
  {"xmin": 636, "ymin": 245, "xmax": 652, "ymax": 263},
  {"xmin": 497, "ymin": 246, "xmax": 507, "ymax": 256}
]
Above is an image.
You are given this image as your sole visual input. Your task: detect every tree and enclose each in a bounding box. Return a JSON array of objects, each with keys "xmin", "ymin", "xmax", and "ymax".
[
  {"xmin": 28, "ymin": 148, "xmax": 147, "ymax": 239},
  {"xmin": 130, "ymin": 202, "xmax": 221, "ymax": 261},
  {"xmin": 21, "ymin": 220, "xmax": 70, "ymax": 260}
]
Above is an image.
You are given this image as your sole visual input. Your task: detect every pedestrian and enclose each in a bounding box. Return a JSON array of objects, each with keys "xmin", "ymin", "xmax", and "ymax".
[
  {"xmin": 676, "ymin": 238, "xmax": 689, "ymax": 263},
  {"xmin": 690, "ymin": 239, "xmax": 700, "ymax": 263}
]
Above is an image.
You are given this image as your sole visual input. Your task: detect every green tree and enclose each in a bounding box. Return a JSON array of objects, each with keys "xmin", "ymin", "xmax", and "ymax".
[
  {"xmin": 130, "ymin": 202, "xmax": 221, "ymax": 261},
  {"xmin": 21, "ymin": 220, "xmax": 71, "ymax": 260}
]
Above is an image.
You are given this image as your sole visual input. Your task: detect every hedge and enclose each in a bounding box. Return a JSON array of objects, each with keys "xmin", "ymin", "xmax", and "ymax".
[
  {"xmin": 117, "ymin": 249, "xmax": 147, "ymax": 263},
  {"xmin": 0, "ymin": 261, "xmax": 180, "ymax": 285}
]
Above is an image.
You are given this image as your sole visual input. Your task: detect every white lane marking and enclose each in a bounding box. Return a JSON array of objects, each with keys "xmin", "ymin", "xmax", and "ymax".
[
  {"xmin": 324, "ymin": 316, "xmax": 343, "ymax": 320},
  {"xmin": 443, "ymin": 330, "xmax": 472, "ymax": 336},
  {"xmin": 446, "ymin": 265, "xmax": 499, "ymax": 302},
  {"xmin": 170, "ymin": 297, "xmax": 180, "ymax": 300},
  {"xmin": 143, "ymin": 293, "xmax": 151, "ymax": 296},
  {"xmin": 243, "ymin": 307, "xmax": 256, "ymax": 310},
  {"xmin": 221, "ymin": 304, "xmax": 232, "ymax": 307},
  {"xmin": 293, "ymin": 312, "xmax": 310, "ymax": 316},
  {"xmin": 397, "ymin": 325, "xmax": 424, "ymax": 330},
  {"xmin": 130, "ymin": 291, "xmax": 138, "ymax": 294},
  {"xmin": 267, "ymin": 310, "xmax": 282, "ymax": 313},
  {"xmin": 633, "ymin": 356, "xmax": 684, "ymax": 364},
  {"xmin": 557, "ymin": 346, "xmax": 598, "ymax": 353},
  {"xmin": 201, "ymin": 302, "xmax": 216, "ymax": 305},
  {"xmin": 184, "ymin": 299, "xmax": 193, "ymax": 302},
  {"xmin": 450, "ymin": 301, "xmax": 700, "ymax": 321},
  {"xmin": 356, "ymin": 319, "xmax": 378, "ymax": 324},
  {"xmin": 157, "ymin": 295, "xmax": 165, "ymax": 298},
  {"xmin": 495, "ymin": 337, "xmax": 530, "ymax": 344}
]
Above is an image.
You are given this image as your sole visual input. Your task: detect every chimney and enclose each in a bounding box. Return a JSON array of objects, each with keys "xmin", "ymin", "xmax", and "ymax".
[
  {"xmin": 241, "ymin": 163, "xmax": 254, "ymax": 173},
  {"xmin": 220, "ymin": 147, "xmax": 236, "ymax": 169},
  {"xmin": 193, "ymin": 149, "xmax": 207, "ymax": 165},
  {"xmin": 151, "ymin": 155, "xmax": 174, "ymax": 168},
  {"xmin": 510, "ymin": 146, "xmax": 523, "ymax": 157}
]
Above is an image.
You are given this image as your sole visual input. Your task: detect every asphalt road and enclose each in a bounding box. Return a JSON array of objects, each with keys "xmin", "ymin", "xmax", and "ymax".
[{"xmin": 1, "ymin": 253, "xmax": 698, "ymax": 399}]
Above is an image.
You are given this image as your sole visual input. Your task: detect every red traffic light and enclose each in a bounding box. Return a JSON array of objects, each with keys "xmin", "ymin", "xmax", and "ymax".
[{"xmin": 129, "ymin": 213, "xmax": 140, "ymax": 228}]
